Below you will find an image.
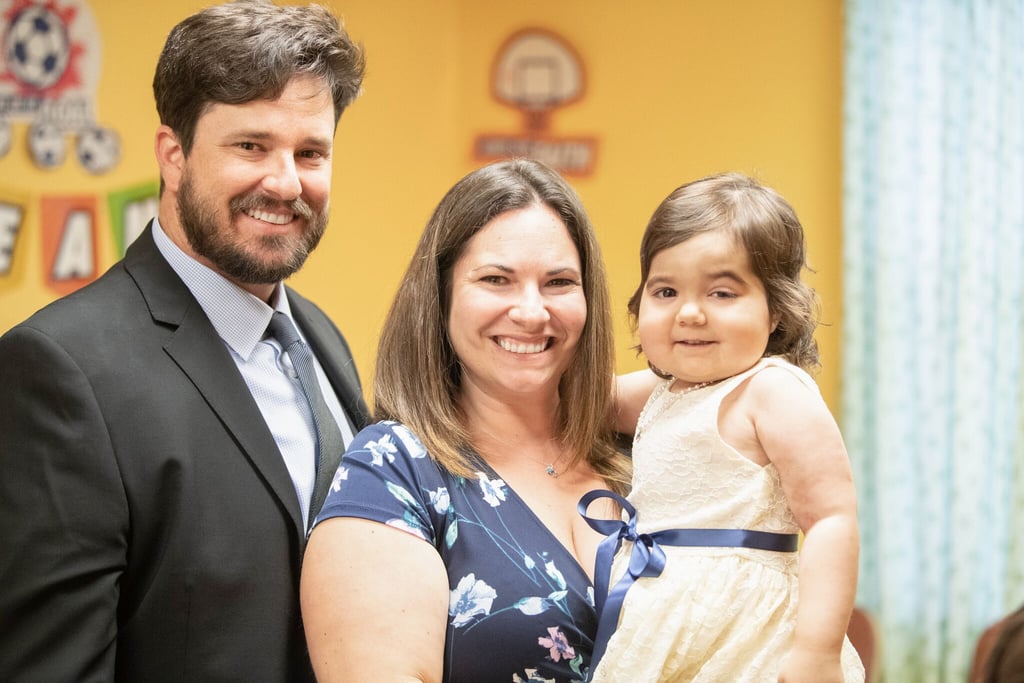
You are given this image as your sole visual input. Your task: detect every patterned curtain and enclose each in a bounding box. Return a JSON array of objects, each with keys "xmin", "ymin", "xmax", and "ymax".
[{"xmin": 843, "ymin": 1, "xmax": 1024, "ymax": 681}]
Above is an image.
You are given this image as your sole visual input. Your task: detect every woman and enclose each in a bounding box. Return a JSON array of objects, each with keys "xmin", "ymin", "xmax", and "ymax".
[{"xmin": 301, "ymin": 159, "xmax": 630, "ymax": 682}]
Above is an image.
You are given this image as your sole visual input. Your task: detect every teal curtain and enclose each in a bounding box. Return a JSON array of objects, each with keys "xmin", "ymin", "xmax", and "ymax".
[{"xmin": 843, "ymin": 0, "xmax": 1024, "ymax": 680}]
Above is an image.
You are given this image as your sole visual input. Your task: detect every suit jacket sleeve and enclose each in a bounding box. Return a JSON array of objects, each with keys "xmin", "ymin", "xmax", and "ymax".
[{"xmin": 0, "ymin": 325, "xmax": 128, "ymax": 682}]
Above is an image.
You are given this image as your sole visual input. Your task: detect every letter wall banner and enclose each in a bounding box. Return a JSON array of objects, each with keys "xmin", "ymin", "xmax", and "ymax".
[{"xmin": 0, "ymin": 182, "xmax": 158, "ymax": 295}]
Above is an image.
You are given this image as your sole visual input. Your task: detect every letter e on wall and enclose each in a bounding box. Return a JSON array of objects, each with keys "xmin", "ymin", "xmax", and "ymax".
[{"xmin": 0, "ymin": 202, "xmax": 24, "ymax": 277}]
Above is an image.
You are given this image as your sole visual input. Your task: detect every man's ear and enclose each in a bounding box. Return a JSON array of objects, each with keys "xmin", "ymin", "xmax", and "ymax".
[{"xmin": 155, "ymin": 125, "xmax": 185, "ymax": 193}]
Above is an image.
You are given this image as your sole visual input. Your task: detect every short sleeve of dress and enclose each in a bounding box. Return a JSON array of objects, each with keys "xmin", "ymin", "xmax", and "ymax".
[{"xmin": 314, "ymin": 420, "xmax": 449, "ymax": 547}]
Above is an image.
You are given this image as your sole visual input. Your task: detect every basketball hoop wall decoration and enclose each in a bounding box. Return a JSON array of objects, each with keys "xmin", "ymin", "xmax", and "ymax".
[{"xmin": 473, "ymin": 28, "xmax": 597, "ymax": 177}]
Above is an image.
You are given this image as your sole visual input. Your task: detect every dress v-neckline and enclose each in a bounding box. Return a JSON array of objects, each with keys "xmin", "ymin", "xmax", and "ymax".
[{"xmin": 470, "ymin": 454, "xmax": 597, "ymax": 587}]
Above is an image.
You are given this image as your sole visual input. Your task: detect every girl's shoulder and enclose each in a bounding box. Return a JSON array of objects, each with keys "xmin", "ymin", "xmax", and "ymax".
[
  {"xmin": 720, "ymin": 357, "xmax": 825, "ymax": 418},
  {"xmin": 742, "ymin": 356, "xmax": 820, "ymax": 395}
]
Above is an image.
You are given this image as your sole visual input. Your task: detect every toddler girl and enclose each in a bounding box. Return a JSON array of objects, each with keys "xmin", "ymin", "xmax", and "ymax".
[{"xmin": 585, "ymin": 173, "xmax": 864, "ymax": 683}]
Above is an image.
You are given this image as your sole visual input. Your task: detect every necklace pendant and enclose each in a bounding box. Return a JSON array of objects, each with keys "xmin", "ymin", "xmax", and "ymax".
[{"xmin": 546, "ymin": 464, "xmax": 558, "ymax": 477}]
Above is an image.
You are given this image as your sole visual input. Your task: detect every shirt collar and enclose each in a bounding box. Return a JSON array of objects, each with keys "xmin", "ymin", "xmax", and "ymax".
[{"xmin": 152, "ymin": 217, "xmax": 291, "ymax": 360}]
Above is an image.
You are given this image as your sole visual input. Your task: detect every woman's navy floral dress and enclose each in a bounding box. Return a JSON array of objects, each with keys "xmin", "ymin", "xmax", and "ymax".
[{"xmin": 314, "ymin": 421, "xmax": 597, "ymax": 683}]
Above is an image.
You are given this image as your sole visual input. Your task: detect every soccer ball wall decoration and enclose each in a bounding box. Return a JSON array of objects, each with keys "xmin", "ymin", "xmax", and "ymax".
[
  {"xmin": 0, "ymin": 119, "xmax": 12, "ymax": 159},
  {"xmin": 5, "ymin": 5, "xmax": 71, "ymax": 91},
  {"xmin": 76, "ymin": 126, "xmax": 120, "ymax": 175},
  {"xmin": 28, "ymin": 122, "xmax": 66, "ymax": 169}
]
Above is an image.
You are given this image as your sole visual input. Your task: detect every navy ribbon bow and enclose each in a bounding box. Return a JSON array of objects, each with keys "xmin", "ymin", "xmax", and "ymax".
[{"xmin": 578, "ymin": 489, "xmax": 799, "ymax": 678}]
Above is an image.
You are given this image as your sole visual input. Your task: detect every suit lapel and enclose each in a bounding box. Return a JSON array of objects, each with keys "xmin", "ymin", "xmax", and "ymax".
[
  {"xmin": 164, "ymin": 307, "xmax": 306, "ymax": 538},
  {"xmin": 125, "ymin": 226, "xmax": 306, "ymax": 539}
]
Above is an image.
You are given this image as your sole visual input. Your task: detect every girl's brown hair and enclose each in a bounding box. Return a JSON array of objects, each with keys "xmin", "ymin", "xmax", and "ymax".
[{"xmin": 628, "ymin": 172, "xmax": 820, "ymax": 372}]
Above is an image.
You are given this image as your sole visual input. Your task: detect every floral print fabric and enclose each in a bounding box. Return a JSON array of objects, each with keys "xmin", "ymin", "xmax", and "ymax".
[{"xmin": 315, "ymin": 421, "xmax": 597, "ymax": 683}]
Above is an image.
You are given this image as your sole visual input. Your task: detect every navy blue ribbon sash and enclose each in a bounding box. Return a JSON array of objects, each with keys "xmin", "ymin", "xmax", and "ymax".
[{"xmin": 578, "ymin": 489, "xmax": 799, "ymax": 679}]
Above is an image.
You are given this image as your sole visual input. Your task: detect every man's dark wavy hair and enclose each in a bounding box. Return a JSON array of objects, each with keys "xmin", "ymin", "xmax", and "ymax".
[{"xmin": 153, "ymin": 0, "xmax": 365, "ymax": 155}]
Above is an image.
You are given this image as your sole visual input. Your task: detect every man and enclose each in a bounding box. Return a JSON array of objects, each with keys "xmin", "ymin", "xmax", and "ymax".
[{"xmin": 0, "ymin": 2, "xmax": 370, "ymax": 681}]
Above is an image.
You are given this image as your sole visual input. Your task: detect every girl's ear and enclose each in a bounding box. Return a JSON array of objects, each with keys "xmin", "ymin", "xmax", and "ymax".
[{"xmin": 770, "ymin": 312, "xmax": 781, "ymax": 333}]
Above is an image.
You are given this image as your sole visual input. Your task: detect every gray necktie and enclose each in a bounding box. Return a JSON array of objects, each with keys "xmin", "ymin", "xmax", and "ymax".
[{"xmin": 266, "ymin": 311, "xmax": 344, "ymax": 529}]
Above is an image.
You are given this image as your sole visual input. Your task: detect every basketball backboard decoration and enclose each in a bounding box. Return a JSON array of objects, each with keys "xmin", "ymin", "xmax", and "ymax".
[{"xmin": 473, "ymin": 28, "xmax": 597, "ymax": 176}]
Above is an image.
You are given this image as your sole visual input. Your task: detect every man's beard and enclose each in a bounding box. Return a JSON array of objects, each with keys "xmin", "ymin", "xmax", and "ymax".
[{"xmin": 177, "ymin": 170, "xmax": 329, "ymax": 285}]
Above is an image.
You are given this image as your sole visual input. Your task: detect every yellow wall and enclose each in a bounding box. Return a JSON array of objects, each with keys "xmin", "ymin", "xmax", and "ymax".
[{"xmin": 0, "ymin": 0, "xmax": 843, "ymax": 411}]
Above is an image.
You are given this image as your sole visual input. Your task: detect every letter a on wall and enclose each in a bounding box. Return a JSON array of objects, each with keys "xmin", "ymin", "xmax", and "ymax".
[{"xmin": 41, "ymin": 196, "xmax": 98, "ymax": 296}]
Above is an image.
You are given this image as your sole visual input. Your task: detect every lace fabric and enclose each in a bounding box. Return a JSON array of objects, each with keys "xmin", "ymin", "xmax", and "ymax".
[{"xmin": 591, "ymin": 357, "xmax": 864, "ymax": 682}]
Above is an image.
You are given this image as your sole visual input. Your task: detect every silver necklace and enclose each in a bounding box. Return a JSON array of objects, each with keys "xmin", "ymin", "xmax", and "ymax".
[
  {"xmin": 635, "ymin": 379, "xmax": 720, "ymax": 443},
  {"xmin": 518, "ymin": 450, "xmax": 567, "ymax": 477},
  {"xmin": 544, "ymin": 454, "xmax": 570, "ymax": 477}
]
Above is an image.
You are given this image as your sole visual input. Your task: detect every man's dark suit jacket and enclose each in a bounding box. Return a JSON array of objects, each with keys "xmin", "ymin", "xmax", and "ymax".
[{"xmin": 0, "ymin": 225, "xmax": 371, "ymax": 682}]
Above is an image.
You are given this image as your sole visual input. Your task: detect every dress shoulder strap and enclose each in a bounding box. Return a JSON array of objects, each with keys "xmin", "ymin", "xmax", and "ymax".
[{"xmin": 710, "ymin": 355, "xmax": 820, "ymax": 398}]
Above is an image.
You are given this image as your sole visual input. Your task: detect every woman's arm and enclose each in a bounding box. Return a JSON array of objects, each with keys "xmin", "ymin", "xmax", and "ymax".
[
  {"xmin": 301, "ymin": 517, "xmax": 450, "ymax": 683},
  {"xmin": 750, "ymin": 369, "xmax": 860, "ymax": 683}
]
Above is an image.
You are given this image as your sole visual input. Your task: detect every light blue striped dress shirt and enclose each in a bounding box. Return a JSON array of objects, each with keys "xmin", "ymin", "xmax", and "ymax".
[{"xmin": 151, "ymin": 218, "xmax": 354, "ymax": 527}]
